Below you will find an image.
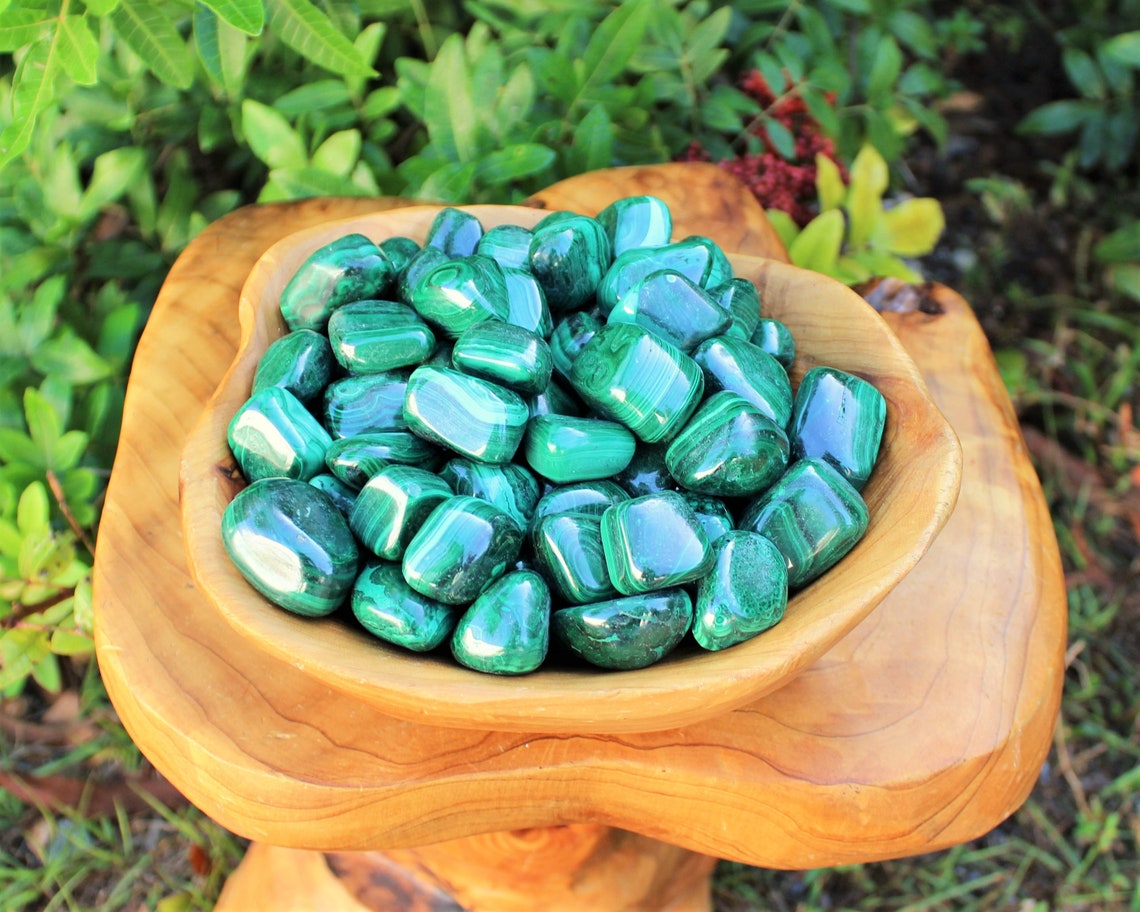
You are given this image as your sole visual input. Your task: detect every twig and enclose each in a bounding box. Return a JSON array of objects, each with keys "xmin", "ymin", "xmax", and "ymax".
[
  {"xmin": 45, "ymin": 470, "xmax": 97, "ymax": 557},
  {"xmin": 1053, "ymin": 722, "xmax": 1091, "ymax": 819}
]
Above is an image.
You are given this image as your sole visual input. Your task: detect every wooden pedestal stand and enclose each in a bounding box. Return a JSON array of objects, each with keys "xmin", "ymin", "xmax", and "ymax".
[{"xmin": 92, "ymin": 164, "xmax": 1066, "ymax": 911}]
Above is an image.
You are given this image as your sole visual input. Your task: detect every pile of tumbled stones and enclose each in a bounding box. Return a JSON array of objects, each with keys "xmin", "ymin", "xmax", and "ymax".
[{"xmin": 221, "ymin": 196, "xmax": 886, "ymax": 675}]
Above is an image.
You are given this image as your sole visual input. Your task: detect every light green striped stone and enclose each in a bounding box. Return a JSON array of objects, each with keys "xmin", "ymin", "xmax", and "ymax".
[
  {"xmin": 452, "ymin": 321, "xmax": 554, "ymax": 395},
  {"xmin": 228, "ymin": 386, "xmax": 332, "ymax": 482},
  {"xmin": 351, "ymin": 559, "xmax": 456, "ymax": 651},
  {"xmin": 327, "ymin": 300, "xmax": 436, "ymax": 374},
  {"xmin": 523, "ymin": 414, "xmax": 636, "ymax": 484},
  {"xmin": 451, "ymin": 570, "xmax": 550, "ymax": 675}
]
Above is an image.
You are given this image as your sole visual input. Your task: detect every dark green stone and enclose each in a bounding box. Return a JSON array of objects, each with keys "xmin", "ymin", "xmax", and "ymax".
[
  {"xmin": 528, "ymin": 378, "xmax": 586, "ymax": 419},
  {"xmin": 411, "ymin": 254, "xmax": 510, "ymax": 338},
  {"xmin": 401, "ymin": 496, "xmax": 525, "ymax": 605},
  {"xmin": 349, "ymin": 465, "xmax": 453, "ymax": 560},
  {"xmin": 596, "ymin": 237, "xmax": 732, "ymax": 316},
  {"xmin": 477, "ymin": 224, "xmax": 534, "ymax": 271},
  {"xmin": 596, "ymin": 195, "xmax": 672, "ymax": 255},
  {"xmin": 680, "ymin": 492, "xmax": 734, "ymax": 545},
  {"xmin": 692, "ymin": 335, "xmax": 793, "ymax": 428},
  {"xmin": 252, "ymin": 329, "xmax": 336, "ymax": 403},
  {"xmin": 739, "ymin": 458, "xmax": 869, "ymax": 589},
  {"xmin": 452, "ymin": 321, "xmax": 554, "ymax": 395},
  {"xmin": 322, "ymin": 372, "xmax": 409, "ymax": 438},
  {"xmin": 549, "ymin": 311, "xmax": 601, "ymax": 379},
  {"xmin": 398, "ymin": 246, "xmax": 450, "ymax": 304},
  {"xmin": 325, "ymin": 432, "xmax": 444, "ymax": 488},
  {"xmin": 552, "ymin": 588, "xmax": 693, "ymax": 670},
  {"xmin": 600, "ymin": 490, "xmax": 714, "ymax": 595},
  {"xmin": 402, "ymin": 366, "xmax": 529, "ymax": 464},
  {"xmin": 378, "ymin": 236, "xmax": 421, "ymax": 278},
  {"xmin": 351, "ymin": 559, "xmax": 456, "ymax": 651},
  {"xmin": 569, "ymin": 323, "xmax": 705, "ymax": 444},
  {"xmin": 710, "ymin": 278, "xmax": 761, "ymax": 341},
  {"xmin": 530, "ymin": 481, "xmax": 630, "ymax": 531},
  {"xmin": 228, "ymin": 386, "xmax": 332, "ymax": 482},
  {"xmin": 451, "ymin": 570, "xmax": 551, "ymax": 674},
  {"xmin": 749, "ymin": 318, "xmax": 796, "ymax": 369},
  {"xmin": 788, "ymin": 367, "xmax": 887, "ymax": 491},
  {"xmin": 532, "ymin": 513, "xmax": 618, "ymax": 605},
  {"xmin": 523, "ymin": 414, "xmax": 636, "ymax": 484},
  {"xmin": 309, "ymin": 473, "xmax": 357, "ymax": 518},
  {"xmin": 327, "ymin": 300, "xmax": 437, "ymax": 374},
  {"xmin": 222, "ymin": 478, "xmax": 359, "ymax": 617},
  {"xmin": 279, "ymin": 233, "xmax": 393, "ymax": 332},
  {"xmin": 613, "ymin": 443, "xmax": 677, "ymax": 497},
  {"xmin": 425, "ymin": 207, "xmax": 483, "ymax": 257},
  {"xmin": 607, "ymin": 269, "xmax": 730, "ymax": 351},
  {"xmin": 693, "ymin": 530, "xmax": 788, "ymax": 650},
  {"xmin": 528, "ymin": 213, "xmax": 612, "ymax": 313},
  {"xmin": 439, "ymin": 458, "xmax": 540, "ymax": 530},
  {"xmin": 503, "ymin": 269, "xmax": 553, "ymax": 338}
]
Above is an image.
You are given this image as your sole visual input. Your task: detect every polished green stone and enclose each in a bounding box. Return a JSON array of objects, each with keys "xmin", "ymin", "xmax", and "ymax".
[
  {"xmin": 552, "ymin": 588, "xmax": 693, "ymax": 670},
  {"xmin": 613, "ymin": 443, "xmax": 676, "ymax": 497},
  {"xmin": 438, "ymin": 458, "xmax": 540, "ymax": 530},
  {"xmin": 308, "ymin": 473, "xmax": 357, "ymax": 518},
  {"xmin": 710, "ymin": 278, "xmax": 761, "ymax": 341},
  {"xmin": 378, "ymin": 236, "xmax": 421, "ymax": 278},
  {"xmin": 532, "ymin": 513, "xmax": 618, "ymax": 605},
  {"xmin": 327, "ymin": 300, "xmax": 436, "ymax": 374},
  {"xmin": 749, "ymin": 318, "xmax": 796, "ymax": 369},
  {"xmin": 666, "ymin": 391, "xmax": 789, "ymax": 497},
  {"xmin": 452, "ymin": 321, "xmax": 554, "ymax": 395},
  {"xmin": 279, "ymin": 233, "xmax": 393, "ymax": 332},
  {"xmin": 693, "ymin": 530, "xmax": 788, "ymax": 650},
  {"xmin": 252, "ymin": 329, "xmax": 336, "ymax": 403},
  {"xmin": 325, "ymin": 432, "xmax": 444, "ymax": 488},
  {"xmin": 425, "ymin": 208, "xmax": 483, "ymax": 257},
  {"xmin": 788, "ymin": 367, "xmax": 887, "ymax": 491},
  {"xmin": 569, "ymin": 323, "xmax": 705, "ymax": 444},
  {"xmin": 596, "ymin": 195, "xmax": 673, "ymax": 255},
  {"xmin": 503, "ymin": 269, "xmax": 553, "ymax": 338},
  {"xmin": 530, "ymin": 481, "xmax": 630, "ymax": 531},
  {"xmin": 350, "ymin": 465, "xmax": 453, "ymax": 560},
  {"xmin": 451, "ymin": 570, "xmax": 550, "ymax": 674},
  {"xmin": 398, "ymin": 246, "xmax": 450, "ymax": 304},
  {"xmin": 477, "ymin": 224, "xmax": 534, "ymax": 271},
  {"xmin": 549, "ymin": 311, "xmax": 601, "ymax": 379},
  {"xmin": 600, "ymin": 489, "xmax": 714, "ymax": 595},
  {"xmin": 739, "ymin": 458, "xmax": 869, "ymax": 589},
  {"xmin": 322, "ymin": 372, "xmax": 409, "ymax": 438},
  {"xmin": 403, "ymin": 366, "xmax": 529, "ymax": 464},
  {"xmin": 523, "ymin": 414, "xmax": 636, "ymax": 484},
  {"xmin": 596, "ymin": 237, "xmax": 732, "ymax": 316},
  {"xmin": 411, "ymin": 254, "xmax": 510, "ymax": 338},
  {"xmin": 680, "ymin": 492, "xmax": 734, "ymax": 545},
  {"xmin": 222, "ymin": 478, "xmax": 359, "ymax": 617},
  {"xmin": 351, "ymin": 559, "xmax": 455, "ymax": 651},
  {"xmin": 528, "ymin": 378, "xmax": 586, "ymax": 419},
  {"xmin": 691, "ymin": 335, "xmax": 793, "ymax": 428},
  {"xmin": 607, "ymin": 269, "xmax": 731, "ymax": 351},
  {"xmin": 402, "ymin": 495, "xmax": 525, "ymax": 605},
  {"xmin": 228, "ymin": 386, "xmax": 332, "ymax": 482},
  {"xmin": 528, "ymin": 213, "xmax": 612, "ymax": 313}
]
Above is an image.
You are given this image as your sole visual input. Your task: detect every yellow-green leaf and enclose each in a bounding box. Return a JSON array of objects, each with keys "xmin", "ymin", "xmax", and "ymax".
[
  {"xmin": 815, "ymin": 153, "xmax": 846, "ymax": 212},
  {"xmin": 110, "ymin": 0, "xmax": 195, "ymax": 89},
  {"xmin": 880, "ymin": 197, "xmax": 945, "ymax": 256},
  {"xmin": 764, "ymin": 208, "xmax": 800, "ymax": 251},
  {"xmin": 242, "ymin": 99, "xmax": 307, "ymax": 170},
  {"xmin": 845, "ymin": 145, "xmax": 886, "ymax": 249},
  {"xmin": 849, "ymin": 143, "xmax": 889, "ymax": 195},
  {"xmin": 311, "ymin": 129, "xmax": 361, "ymax": 177},
  {"xmin": 57, "ymin": 15, "xmax": 99, "ymax": 85},
  {"xmin": 266, "ymin": 0, "xmax": 376, "ymax": 78},
  {"xmin": 788, "ymin": 209, "xmax": 845, "ymax": 275}
]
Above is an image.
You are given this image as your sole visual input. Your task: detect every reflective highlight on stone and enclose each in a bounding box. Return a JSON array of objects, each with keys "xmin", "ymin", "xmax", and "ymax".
[
  {"xmin": 552, "ymin": 588, "xmax": 693, "ymax": 670},
  {"xmin": 439, "ymin": 459, "xmax": 539, "ymax": 530},
  {"xmin": 532, "ymin": 513, "xmax": 617, "ymax": 605},
  {"xmin": 280, "ymin": 233, "xmax": 393, "ymax": 332},
  {"xmin": 352, "ymin": 559, "xmax": 455, "ymax": 651},
  {"xmin": 411, "ymin": 255, "xmax": 510, "ymax": 338},
  {"xmin": 325, "ymin": 432, "xmax": 444, "ymax": 488},
  {"xmin": 399, "ymin": 246, "xmax": 450, "ymax": 304},
  {"xmin": 750, "ymin": 318, "xmax": 796, "ymax": 369},
  {"xmin": 222, "ymin": 478, "xmax": 359, "ymax": 617},
  {"xmin": 710, "ymin": 278, "xmax": 761, "ymax": 341},
  {"xmin": 452, "ymin": 321, "xmax": 553, "ymax": 395},
  {"xmin": 600, "ymin": 490, "xmax": 713, "ymax": 595},
  {"xmin": 550, "ymin": 311, "xmax": 601, "ymax": 379},
  {"xmin": 228, "ymin": 386, "xmax": 332, "ymax": 482},
  {"xmin": 322, "ymin": 372, "xmax": 409, "ymax": 438},
  {"xmin": 451, "ymin": 570, "xmax": 550, "ymax": 675},
  {"xmin": 503, "ymin": 269, "xmax": 553, "ymax": 337},
  {"xmin": 531, "ymin": 481, "xmax": 630, "ymax": 531},
  {"xmin": 597, "ymin": 195, "xmax": 672, "ymax": 255},
  {"xmin": 425, "ymin": 207, "xmax": 483, "ymax": 257},
  {"xmin": 529, "ymin": 213, "xmax": 611, "ymax": 312},
  {"xmin": 693, "ymin": 531, "xmax": 788, "ymax": 650},
  {"xmin": 692, "ymin": 335, "xmax": 793, "ymax": 428},
  {"xmin": 378, "ymin": 236, "xmax": 420, "ymax": 278},
  {"xmin": 309, "ymin": 473, "xmax": 357, "ymax": 518},
  {"xmin": 252, "ymin": 329, "xmax": 335, "ymax": 403},
  {"xmin": 597, "ymin": 237, "xmax": 731, "ymax": 316},
  {"xmin": 350, "ymin": 465, "xmax": 453, "ymax": 560},
  {"xmin": 327, "ymin": 300, "xmax": 436, "ymax": 374},
  {"xmin": 681, "ymin": 492, "xmax": 734, "ymax": 545},
  {"xmin": 524, "ymin": 414, "xmax": 635, "ymax": 484},
  {"xmin": 608, "ymin": 270, "xmax": 730, "ymax": 351},
  {"xmin": 528, "ymin": 378, "xmax": 585, "ymax": 419},
  {"xmin": 613, "ymin": 443, "xmax": 676, "ymax": 497},
  {"xmin": 477, "ymin": 224, "xmax": 534, "ymax": 271}
]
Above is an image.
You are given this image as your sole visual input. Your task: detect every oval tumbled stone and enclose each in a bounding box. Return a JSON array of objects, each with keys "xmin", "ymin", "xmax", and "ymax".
[
  {"xmin": 410, "ymin": 254, "xmax": 509, "ymax": 338},
  {"xmin": 607, "ymin": 269, "xmax": 730, "ymax": 352},
  {"xmin": 452, "ymin": 321, "xmax": 554, "ymax": 395},
  {"xmin": 322, "ymin": 372, "xmax": 409, "ymax": 438},
  {"xmin": 692, "ymin": 335, "xmax": 792, "ymax": 428},
  {"xmin": 523, "ymin": 414, "xmax": 636, "ymax": 484},
  {"xmin": 750, "ymin": 318, "xmax": 795, "ymax": 369},
  {"xmin": 597, "ymin": 194, "xmax": 672, "ymax": 255},
  {"xmin": 252, "ymin": 328, "xmax": 336, "ymax": 403},
  {"xmin": 327, "ymin": 300, "xmax": 436, "ymax": 374},
  {"xmin": 552, "ymin": 588, "xmax": 693, "ymax": 670},
  {"xmin": 532, "ymin": 513, "xmax": 617, "ymax": 605},
  {"xmin": 350, "ymin": 465, "xmax": 453, "ymax": 561},
  {"xmin": 279, "ymin": 233, "xmax": 393, "ymax": 332},
  {"xmin": 451, "ymin": 570, "xmax": 551, "ymax": 675},
  {"xmin": 424, "ymin": 207, "xmax": 483, "ymax": 258},
  {"xmin": 477, "ymin": 224, "xmax": 534, "ymax": 271},
  {"xmin": 600, "ymin": 490, "xmax": 714, "ymax": 595},
  {"xmin": 693, "ymin": 531, "xmax": 788, "ymax": 651},
  {"xmin": 438, "ymin": 459, "xmax": 540, "ymax": 531},
  {"xmin": 528, "ymin": 213, "xmax": 612, "ymax": 313},
  {"xmin": 228, "ymin": 386, "xmax": 332, "ymax": 482},
  {"xmin": 352, "ymin": 559, "xmax": 456, "ymax": 652}
]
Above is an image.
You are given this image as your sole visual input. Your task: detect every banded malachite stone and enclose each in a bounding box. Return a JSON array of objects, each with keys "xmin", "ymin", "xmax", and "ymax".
[
  {"xmin": 692, "ymin": 335, "xmax": 793, "ymax": 428},
  {"xmin": 351, "ymin": 559, "xmax": 455, "ymax": 652},
  {"xmin": 681, "ymin": 492, "xmax": 734, "ymax": 545},
  {"xmin": 739, "ymin": 458, "xmax": 869, "ymax": 589},
  {"xmin": 596, "ymin": 236, "xmax": 732, "ymax": 316},
  {"xmin": 401, "ymin": 496, "xmax": 525, "ymax": 605},
  {"xmin": 322, "ymin": 372, "xmax": 409, "ymax": 438},
  {"xmin": 451, "ymin": 570, "xmax": 551, "ymax": 675},
  {"xmin": 569, "ymin": 323, "xmax": 705, "ymax": 444},
  {"xmin": 613, "ymin": 443, "xmax": 676, "ymax": 497},
  {"xmin": 403, "ymin": 366, "xmax": 529, "ymax": 464},
  {"xmin": 503, "ymin": 269, "xmax": 553, "ymax": 338},
  {"xmin": 350, "ymin": 465, "xmax": 453, "ymax": 560},
  {"xmin": 710, "ymin": 277, "xmax": 761, "ymax": 341},
  {"xmin": 597, "ymin": 194, "xmax": 672, "ymax": 255},
  {"xmin": 693, "ymin": 530, "xmax": 788, "ymax": 651},
  {"xmin": 549, "ymin": 311, "xmax": 601, "ymax": 379},
  {"xmin": 528, "ymin": 378, "xmax": 585, "ymax": 419},
  {"xmin": 530, "ymin": 481, "xmax": 630, "ymax": 531},
  {"xmin": 477, "ymin": 224, "xmax": 534, "ymax": 271},
  {"xmin": 425, "ymin": 207, "xmax": 483, "ymax": 257},
  {"xmin": 665, "ymin": 391, "xmax": 789, "ymax": 497},
  {"xmin": 398, "ymin": 246, "xmax": 450, "ymax": 304},
  {"xmin": 528, "ymin": 213, "xmax": 612, "ymax": 313},
  {"xmin": 252, "ymin": 329, "xmax": 335, "ymax": 403},
  {"xmin": 309, "ymin": 473, "xmax": 357, "ymax": 518},
  {"xmin": 439, "ymin": 458, "xmax": 540, "ymax": 530},
  {"xmin": 411, "ymin": 254, "xmax": 510, "ymax": 338},
  {"xmin": 788, "ymin": 367, "xmax": 887, "ymax": 491},
  {"xmin": 228, "ymin": 386, "xmax": 332, "ymax": 482},
  {"xmin": 523, "ymin": 414, "xmax": 636, "ymax": 484},
  {"xmin": 378, "ymin": 236, "xmax": 420, "ymax": 278},
  {"xmin": 280, "ymin": 233, "xmax": 393, "ymax": 332},
  {"xmin": 552, "ymin": 588, "xmax": 693, "ymax": 670},
  {"xmin": 532, "ymin": 513, "xmax": 617, "ymax": 605},
  {"xmin": 325, "ymin": 432, "xmax": 444, "ymax": 488},
  {"xmin": 222, "ymin": 478, "xmax": 359, "ymax": 617},
  {"xmin": 600, "ymin": 490, "xmax": 714, "ymax": 595},
  {"xmin": 607, "ymin": 270, "xmax": 731, "ymax": 351},
  {"xmin": 750, "ymin": 318, "xmax": 795, "ymax": 369},
  {"xmin": 326, "ymin": 300, "xmax": 436, "ymax": 374},
  {"xmin": 452, "ymin": 321, "xmax": 554, "ymax": 395}
]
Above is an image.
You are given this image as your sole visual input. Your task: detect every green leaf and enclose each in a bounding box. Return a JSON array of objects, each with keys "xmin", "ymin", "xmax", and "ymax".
[
  {"xmin": 1105, "ymin": 263, "xmax": 1140, "ymax": 302},
  {"xmin": 242, "ymin": 99, "xmax": 307, "ymax": 170},
  {"xmin": 110, "ymin": 0, "xmax": 195, "ymax": 89},
  {"xmin": 764, "ymin": 208, "xmax": 800, "ymax": 251},
  {"xmin": 83, "ymin": 0, "xmax": 122, "ymax": 13},
  {"xmin": 576, "ymin": 0, "xmax": 651, "ymax": 103},
  {"xmin": 472, "ymin": 143, "xmax": 555, "ymax": 185},
  {"xmin": 79, "ymin": 147, "xmax": 146, "ymax": 222},
  {"xmin": 50, "ymin": 629, "xmax": 95, "ymax": 657},
  {"xmin": 17, "ymin": 482, "xmax": 50, "ymax": 535},
  {"xmin": 194, "ymin": 7, "xmax": 249, "ymax": 97},
  {"xmin": 1092, "ymin": 221, "xmax": 1140, "ymax": 263},
  {"xmin": 266, "ymin": 0, "xmax": 376, "ymax": 78},
  {"xmin": 30, "ymin": 332, "xmax": 113, "ymax": 385},
  {"xmin": 199, "ymin": 0, "xmax": 264, "ymax": 35},
  {"xmin": 24, "ymin": 387, "xmax": 61, "ymax": 465},
  {"xmin": 1104, "ymin": 31, "xmax": 1140, "ymax": 68},
  {"xmin": 866, "ymin": 35, "xmax": 902, "ymax": 103},
  {"xmin": 311, "ymin": 129, "xmax": 361, "ymax": 177},
  {"xmin": 0, "ymin": 628, "xmax": 50, "ymax": 692},
  {"xmin": 815, "ymin": 153, "xmax": 846, "ymax": 212},
  {"xmin": 0, "ymin": 430, "xmax": 41, "ymax": 468},
  {"xmin": 880, "ymin": 198, "xmax": 945, "ymax": 256},
  {"xmin": 32, "ymin": 653, "xmax": 61, "ymax": 692},
  {"xmin": 887, "ymin": 9, "xmax": 936, "ymax": 60},
  {"xmin": 0, "ymin": 39, "xmax": 63, "ymax": 169},
  {"xmin": 262, "ymin": 167, "xmax": 368, "ymax": 200},
  {"xmin": 826, "ymin": 0, "xmax": 870, "ymax": 12},
  {"xmin": 764, "ymin": 117, "xmax": 796, "ymax": 159},
  {"xmin": 51, "ymin": 430, "xmax": 88, "ymax": 472},
  {"xmin": 567, "ymin": 103, "xmax": 612, "ymax": 173},
  {"xmin": 423, "ymin": 33, "xmax": 478, "ymax": 163},
  {"xmin": 754, "ymin": 52, "xmax": 786, "ymax": 96},
  {"xmin": 845, "ymin": 145, "xmax": 887, "ymax": 249},
  {"xmin": 57, "ymin": 15, "xmax": 99, "ymax": 85},
  {"xmin": 788, "ymin": 209, "xmax": 844, "ymax": 275},
  {"xmin": 1017, "ymin": 100, "xmax": 1093, "ymax": 136},
  {"xmin": 1063, "ymin": 48, "xmax": 1105, "ymax": 99},
  {"xmin": 0, "ymin": 10, "xmax": 51, "ymax": 52}
]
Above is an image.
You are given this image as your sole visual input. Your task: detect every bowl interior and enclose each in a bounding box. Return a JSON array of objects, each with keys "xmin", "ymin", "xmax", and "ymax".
[{"xmin": 180, "ymin": 204, "xmax": 962, "ymax": 734}]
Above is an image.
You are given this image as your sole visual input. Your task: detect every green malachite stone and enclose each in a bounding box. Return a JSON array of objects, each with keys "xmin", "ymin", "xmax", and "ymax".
[
  {"xmin": 552, "ymin": 588, "xmax": 693, "ymax": 670},
  {"xmin": 528, "ymin": 378, "xmax": 586, "ymax": 419},
  {"xmin": 739, "ymin": 458, "xmax": 869, "ymax": 589},
  {"xmin": 666, "ymin": 391, "xmax": 789, "ymax": 497},
  {"xmin": 549, "ymin": 311, "xmax": 601, "ymax": 379},
  {"xmin": 692, "ymin": 335, "xmax": 793, "ymax": 428},
  {"xmin": 378, "ymin": 236, "xmax": 421, "ymax": 278},
  {"xmin": 401, "ymin": 495, "xmax": 525, "ymax": 605},
  {"xmin": 222, "ymin": 478, "xmax": 359, "ymax": 617},
  {"xmin": 352, "ymin": 559, "xmax": 456, "ymax": 652},
  {"xmin": 693, "ymin": 530, "xmax": 788, "ymax": 651},
  {"xmin": 788, "ymin": 367, "xmax": 887, "ymax": 491},
  {"xmin": 451, "ymin": 321, "xmax": 554, "ymax": 395},
  {"xmin": 600, "ymin": 490, "xmax": 714, "ymax": 595},
  {"xmin": 523, "ymin": 414, "xmax": 636, "ymax": 484},
  {"xmin": 503, "ymin": 269, "xmax": 553, "ymax": 338},
  {"xmin": 477, "ymin": 224, "xmax": 534, "ymax": 271},
  {"xmin": 411, "ymin": 254, "xmax": 510, "ymax": 338},
  {"xmin": 680, "ymin": 492, "xmax": 734, "ymax": 545},
  {"xmin": 569, "ymin": 323, "xmax": 705, "ymax": 444},
  {"xmin": 530, "ymin": 481, "xmax": 630, "ymax": 531},
  {"xmin": 228, "ymin": 386, "xmax": 332, "ymax": 482},
  {"xmin": 322, "ymin": 372, "xmax": 409, "ymax": 438},
  {"xmin": 528, "ymin": 213, "xmax": 612, "ymax": 313},
  {"xmin": 710, "ymin": 278, "xmax": 761, "ymax": 341},
  {"xmin": 607, "ymin": 269, "xmax": 731, "ymax": 351},
  {"xmin": 425, "ymin": 207, "xmax": 483, "ymax": 258},
  {"xmin": 532, "ymin": 513, "xmax": 618, "ymax": 605},
  {"xmin": 349, "ymin": 465, "xmax": 453, "ymax": 560},
  {"xmin": 325, "ymin": 432, "xmax": 444, "ymax": 488},
  {"xmin": 252, "ymin": 329, "xmax": 336, "ymax": 403},
  {"xmin": 279, "ymin": 233, "xmax": 394, "ymax": 332},
  {"xmin": 750, "ymin": 318, "xmax": 796, "ymax": 369},
  {"xmin": 439, "ymin": 458, "xmax": 540, "ymax": 530},
  {"xmin": 326, "ymin": 300, "xmax": 437, "ymax": 374},
  {"xmin": 596, "ymin": 195, "xmax": 673, "ymax": 255},
  {"xmin": 398, "ymin": 246, "xmax": 450, "ymax": 304},
  {"xmin": 403, "ymin": 366, "xmax": 529, "ymax": 464},
  {"xmin": 451, "ymin": 570, "xmax": 551, "ymax": 675},
  {"xmin": 614, "ymin": 443, "xmax": 676, "ymax": 497},
  {"xmin": 309, "ymin": 473, "xmax": 357, "ymax": 518},
  {"xmin": 596, "ymin": 237, "xmax": 732, "ymax": 316}
]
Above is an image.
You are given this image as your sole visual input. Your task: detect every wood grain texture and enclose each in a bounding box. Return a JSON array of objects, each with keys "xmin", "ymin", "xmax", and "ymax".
[{"xmin": 92, "ymin": 167, "xmax": 1065, "ymax": 871}]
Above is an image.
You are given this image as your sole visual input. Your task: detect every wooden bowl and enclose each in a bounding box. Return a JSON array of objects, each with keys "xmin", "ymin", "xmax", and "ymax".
[{"xmin": 180, "ymin": 204, "xmax": 962, "ymax": 734}]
